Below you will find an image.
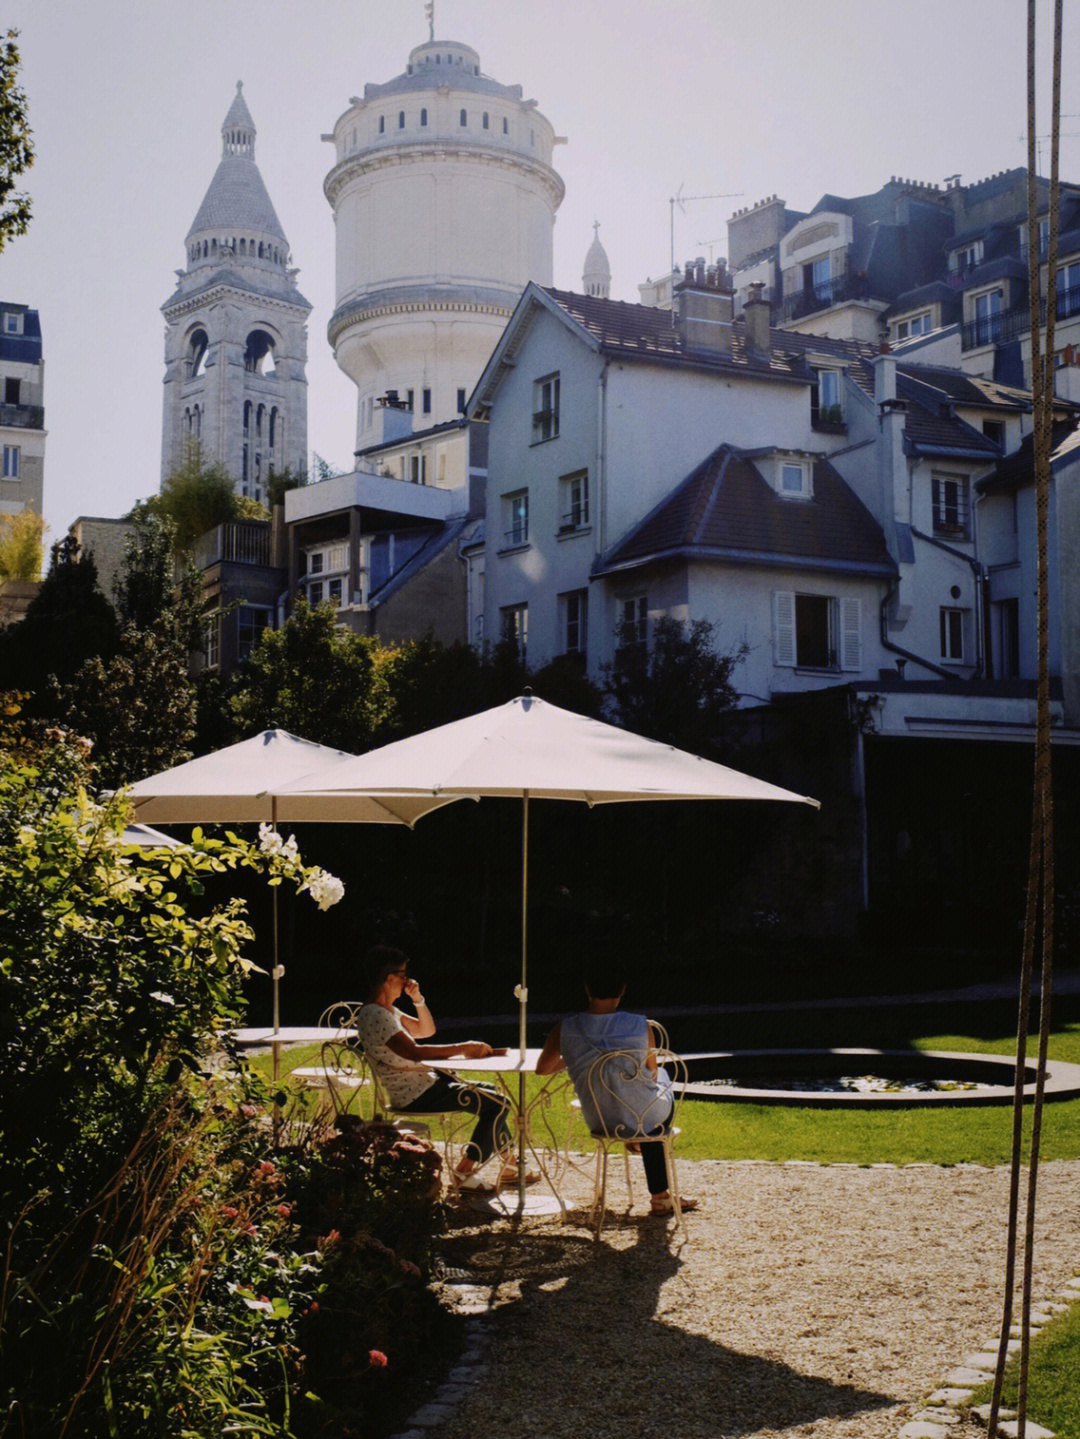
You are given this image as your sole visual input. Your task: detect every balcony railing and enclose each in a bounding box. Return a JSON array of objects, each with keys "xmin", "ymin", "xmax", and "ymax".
[
  {"xmin": 193, "ymin": 520, "xmax": 272, "ymax": 570},
  {"xmin": 774, "ymin": 272, "xmax": 869, "ymax": 325},
  {"xmin": 0, "ymin": 403, "xmax": 44, "ymax": 430},
  {"xmin": 960, "ymin": 283, "xmax": 1080, "ymax": 350}
]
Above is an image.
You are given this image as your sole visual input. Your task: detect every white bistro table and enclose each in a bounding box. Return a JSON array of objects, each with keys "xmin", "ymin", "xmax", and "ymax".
[
  {"xmin": 425, "ymin": 1048, "xmax": 572, "ymax": 1217},
  {"xmin": 233, "ymin": 1026, "xmax": 356, "ymax": 1080}
]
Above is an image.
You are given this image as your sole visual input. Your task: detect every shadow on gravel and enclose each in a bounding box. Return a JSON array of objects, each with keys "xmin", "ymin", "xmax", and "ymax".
[{"xmin": 439, "ymin": 1217, "xmax": 895, "ymax": 1438}]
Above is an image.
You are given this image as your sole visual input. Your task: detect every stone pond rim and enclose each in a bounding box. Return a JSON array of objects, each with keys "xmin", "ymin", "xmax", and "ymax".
[{"xmin": 680, "ymin": 1048, "xmax": 1080, "ymax": 1107}]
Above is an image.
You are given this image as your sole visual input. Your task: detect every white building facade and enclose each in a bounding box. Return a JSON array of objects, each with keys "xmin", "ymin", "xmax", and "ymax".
[
  {"xmin": 0, "ymin": 303, "xmax": 44, "ymax": 519},
  {"xmin": 324, "ymin": 37, "xmax": 564, "ymax": 452}
]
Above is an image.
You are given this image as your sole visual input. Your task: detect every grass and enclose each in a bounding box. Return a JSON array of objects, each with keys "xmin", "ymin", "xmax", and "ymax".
[
  {"xmin": 251, "ymin": 1018, "xmax": 1080, "ymax": 1168},
  {"xmin": 970, "ymin": 1303, "xmax": 1080, "ymax": 1439}
]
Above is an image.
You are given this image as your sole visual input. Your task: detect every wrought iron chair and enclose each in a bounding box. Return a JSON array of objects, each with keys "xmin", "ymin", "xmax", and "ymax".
[
  {"xmin": 561, "ymin": 1020, "xmax": 672, "ymax": 1181},
  {"xmin": 582, "ymin": 1044, "xmax": 689, "ymax": 1240}
]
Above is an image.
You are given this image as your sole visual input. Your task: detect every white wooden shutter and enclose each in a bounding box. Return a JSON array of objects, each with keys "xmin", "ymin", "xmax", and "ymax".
[
  {"xmin": 773, "ymin": 590, "xmax": 796, "ymax": 667},
  {"xmin": 839, "ymin": 596, "xmax": 863, "ymax": 672}
]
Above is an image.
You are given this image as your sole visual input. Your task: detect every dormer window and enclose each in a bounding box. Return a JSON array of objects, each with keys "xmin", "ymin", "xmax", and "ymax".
[
  {"xmin": 951, "ymin": 240, "xmax": 984, "ymax": 272},
  {"xmin": 779, "ymin": 460, "xmax": 811, "ymax": 498},
  {"xmin": 1019, "ymin": 217, "xmax": 1050, "ymax": 259},
  {"xmin": 3, "ymin": 312, "xmax": 22, "ymax": 335}
]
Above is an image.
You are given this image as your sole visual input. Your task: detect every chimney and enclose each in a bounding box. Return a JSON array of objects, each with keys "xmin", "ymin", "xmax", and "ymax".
[
  {"xmin": 675, "ymin": 255, "xmax": 733, "ymax": 357},
  {"xmin": 743, "ymin": 281, "xmax": 771, "ymax": 356},
  {"xmin": 371, "ymin": 392, "xmax": 414, "ymax": 446}
]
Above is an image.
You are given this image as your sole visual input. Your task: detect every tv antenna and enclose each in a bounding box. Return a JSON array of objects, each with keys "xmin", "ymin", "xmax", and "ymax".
[
  {"xmin": 697, "ymin": 237, "xmax": 725, "ymax": 264},
  {"xmin": 669, "ymin": 185, "xmax": 743, "ymax": 275}
]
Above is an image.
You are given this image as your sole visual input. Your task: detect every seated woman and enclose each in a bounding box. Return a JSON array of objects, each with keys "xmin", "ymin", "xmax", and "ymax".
[
  {"xmin": 353, "ymin": 945, "xmax": 533, "ymax": 1192},
  {"xmin": 535, "ymin": 955, "xmax": 697, "ymax": 1215}
]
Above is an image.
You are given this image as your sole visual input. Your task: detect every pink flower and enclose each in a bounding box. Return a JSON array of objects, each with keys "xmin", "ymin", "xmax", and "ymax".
[
  {"xmin": 257, "ymin": 1160, "xmax": 276, "ymax": 1175},
  {"xmin": 220, "ymin": 1206, "xmax": 239, "ymax": 1219},
  {"xmin": 368, "ymin": 1350, "xmax": 388, "ymax": 1368},
  {"xmin": 275, "ymin": 1203, "xmax": 292, "ymax": 1218},
  {"xmin": 243, "ymin": 1224, "xmax": 258, "ymax": 1238},
  {"xmin": 309, "ymin": 1301, "xmax": 319, "ymax": 1314},
  {"xmin": 239, "ymin": 1103, "xmax": 258, "ymax": 1118}
]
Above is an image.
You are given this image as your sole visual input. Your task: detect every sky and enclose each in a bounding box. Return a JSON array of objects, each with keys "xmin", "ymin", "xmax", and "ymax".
[{"xmin": 2, "ymin": 0, "xmax": 1078, "ymax": 544}]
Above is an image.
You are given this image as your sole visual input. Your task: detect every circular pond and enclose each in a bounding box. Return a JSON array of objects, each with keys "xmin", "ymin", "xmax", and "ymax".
[{"xmin": 681, "ymin": 1048, "xmax": 1080, "ymax": 1107}]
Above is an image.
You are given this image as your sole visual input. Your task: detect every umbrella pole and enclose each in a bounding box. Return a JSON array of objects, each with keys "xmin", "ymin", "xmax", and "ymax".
[
  {"xmin": 518, "ymin": 792, "xmax": 529, "ymax": 1209},
  {"xmin": 272, "ymin": 797, "xmax": 281, "ymax": 1082}
]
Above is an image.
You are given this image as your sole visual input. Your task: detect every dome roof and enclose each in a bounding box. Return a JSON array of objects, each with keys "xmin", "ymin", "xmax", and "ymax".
[{"xmin": 187, "ymin": 85, "xmax": 287, "ymax": 243}]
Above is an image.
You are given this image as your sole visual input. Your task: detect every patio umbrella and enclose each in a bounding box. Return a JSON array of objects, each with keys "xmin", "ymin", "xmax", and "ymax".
[
  {"xmin": 121, "ymin": 822, "xmax": 183, "ymax": 848},
  {"xmin": 277, "ymin": 695, "xmax": 819, "ymax": 1193},
  {"xmin": 126, "ymin": 730, "xmax": 455, "ymax": 1033}
]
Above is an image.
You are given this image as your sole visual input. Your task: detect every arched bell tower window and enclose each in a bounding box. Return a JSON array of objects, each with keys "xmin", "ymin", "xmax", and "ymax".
[
  {"xmin": 269, "ymin": 406, "xmax": 278, "ymax": 448},
  {"xmin": 243, "ymin": 400, "xmax": 252, "ymax": 435},
  {"xmin": 188, "ymin": 328, "xmax": 209, "ymax": 378},
  {"xmin": 256, "ymin": 403, "xmax": 265, "ymax": 438},
  {"xmin": 243, "ymin": 330, "xmax": 276, "ymax": 374}
]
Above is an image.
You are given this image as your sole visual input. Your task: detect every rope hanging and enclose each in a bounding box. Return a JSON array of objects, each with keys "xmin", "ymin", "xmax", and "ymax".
[{"xmin": 986, "ymin": 4, "xmax": 1062, "ymax": 1436}]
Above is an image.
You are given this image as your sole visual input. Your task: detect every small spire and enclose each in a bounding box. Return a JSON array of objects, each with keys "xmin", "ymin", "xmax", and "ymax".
[
  {"xmin": 425, "ymin": 0, "xmax": 435, "ymax": 41},
  {"xmin": 221, "ymin": 81, "xmax": 256, "ymax": 160}
]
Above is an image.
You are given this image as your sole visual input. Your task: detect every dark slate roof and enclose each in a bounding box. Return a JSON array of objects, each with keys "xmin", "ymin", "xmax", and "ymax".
[
  {"xmin": 222, "ymin": 83, "xmax": 255, "ymax": 134},
  {"xmin": 161, "ymin": 266, "xmax": 310, "ymax": 314},
  {"xmin": 356, "ymin": 417, "xmax": 466, "ymax": 458},
  {"xmin": 188, "ymin": 155, "xmax": 287, "ymax": 242},
  {"xmin": 976, "ymin": 420, "xmax": 1080, "ymax": 494},
  {"xmin": 598, "ymin": 445, "xmax": 895, "ymax": 579},
  {"xmin": 0, "ymin": 304, "xmax": 42, "ymax": 363},
  {"xmin": 537, "ymin": 288, "xmax": 1038, "ymax": 458}
]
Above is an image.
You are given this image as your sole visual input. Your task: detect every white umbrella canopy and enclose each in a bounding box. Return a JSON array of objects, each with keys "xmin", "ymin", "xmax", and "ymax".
[
  {"xmin": 277, "ymin": 695, "xmax": 818, "ymax": 1193},
  {"xmin": 274, "ymin": 694, "xmax": 820, "ymax": 807},
  {"xmin": 125, "ymin": 730, "xmax": 455, "ymax": 1035}
]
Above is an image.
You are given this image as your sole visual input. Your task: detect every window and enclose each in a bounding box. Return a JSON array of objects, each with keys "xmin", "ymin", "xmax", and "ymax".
[
  {"xmin": 410, "ymin": 454, "xmax": 427, "ymax": 484},
  {"xmin": 460, "ymin": 109, "xmax": 467, "ymax": 127},
  {"xmin": 803, "ymin": 255, "xmax": 831, "ymax": 301},
  {"xmin": 3, "ymin": 312, "xmax": 22, "ymax": 335},
  {"xmin": 779, "ymin": 460, "xmax": 810, "ymax": 497},
  {"xmin": 501, "ymin": 602, "xmax": 527, "ymax": 657},
  {"xmin": 982, "ymin": 419, "xmax": 1005, "ymax": 447},
  {"xmin": 811, "ymin": 369, "xmax": 843, "ymax": 429},
  {"xmin": 1058, "ymin": 260, "xmax": 1080, "ymax": 318},
  {"xmin": 940, "ymin": 607, "xmax": 968, "ymax": 663},
  {"xmin": 237, "ymin": 605, "xmax": 271, "ymax": 661},
  {"xmin": 996, "ymin": 598, "xmax": 1020, "ymax": 678},
  {"xmin": 971, "ymin": 289, "xmax": 1003, "ymax": 345},
  {"xmin": 423, "ymin": 387, "xmax": 432, "ymax": 415},
  {"xmin": 532, "ymin": 373, "xmax": 560, "ymax": 442},
  {"xmin": 502, "ymin": 490, "xmax": 529, "ymax": 546},
  {"xmin": 952, "ymin": 240, "xmax": 984, "ymax": 271},
  {"xmin": 559, "ymin": 470, "xmax": 589, "ymax": 530},
  {"xmin": 502, "ymin": 117, "xmax": 508, "ymax": 135},
  {"xmin": 562, "ymin": 590, "xmax": 588, "ymax": 655},
  {"xmin": 420, "ymin": 107, "xmax": 428, "ymax": 127},
  {"xmin": 308, "ymin": 580, "xmax": 324, "ymax": 606},
  {"xmin": 398, "ymin": 111, "xmax": 405, "ymax": 129},
  {"xmin": 1019, "ymin": 217, "xmax": 1050, "ymax": 258},
  {"xmin": 379, "ymin": 116, "xmax": 385, "ymax": 134},
  {"xmin": 618, "ymin": 595, "xmax": 648, "ymax": 648},
  {"xmin": 406, "ymin": 388, "xmax": 414, "ymax": 412},
  {"xmin": 327, "ymin": 577, "xmax": 343, "ymax": 607},
  {"xmin": 2, "ymin": 445, "xmax": 19, "ymax": 478},
  {"xmin": 773, "ymin": 592, "xmax": 862, "ymax": 671},
  {"xmin": 308, "ymin": 551, "xmax": 324, "ymax": 575},
  {"xmin": 188, "ymin": 328, "xmax": 208, "ymax": 378},
  {"xmin": 482, "ymin": 112, "xmax": 489, "ymax": 129},
  {"xmin": 894, "ymin": 311, "xmax": 932, "ymax": 340},
  {"xmin": 932, "ymin": 473, "xmax": 970, "ymax": 538},
  {"xmin": 457, "ymin": 387, "xmax": 467, "ymax": 414},
  {"xmin": 4, "ymin": 377, "xmax": 19, "ymax": 405},
  {"xmin": 204, "ymin": 612, "xmax": 220, "ymax": 670}
]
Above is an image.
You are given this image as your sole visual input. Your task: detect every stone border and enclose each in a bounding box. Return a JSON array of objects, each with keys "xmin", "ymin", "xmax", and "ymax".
[
  {"xmin": 901, "ymin": 1273, "xmax": 1080, "ymax": 1439},
  {"xmin": 681, "ymin": 1050, "xmax": 1080, "ymax": 1107},
  {"xmin": 388, "ymin": 1310, "xmax": 490, "ymax": 1438}
]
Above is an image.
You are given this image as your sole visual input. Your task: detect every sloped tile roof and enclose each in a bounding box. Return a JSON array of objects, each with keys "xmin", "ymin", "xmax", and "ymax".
[
  {"xmin": 599, "ymin": 445, "xmax": 895, "ymax": 578},
  {"xmin": 976, "ymin": 420, "xmax": 1080, "ymax": 493}
]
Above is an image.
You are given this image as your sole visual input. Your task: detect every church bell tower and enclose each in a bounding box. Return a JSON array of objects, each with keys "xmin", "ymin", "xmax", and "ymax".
[{"xmin": 161, "ymin": 84, "xmax": 311, "ymax": 500}]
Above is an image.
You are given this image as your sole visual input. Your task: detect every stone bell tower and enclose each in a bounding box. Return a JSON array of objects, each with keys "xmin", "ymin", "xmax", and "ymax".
[{"xmin": 161, "ymin": 83, "xmax": 311, "ymax": 500}]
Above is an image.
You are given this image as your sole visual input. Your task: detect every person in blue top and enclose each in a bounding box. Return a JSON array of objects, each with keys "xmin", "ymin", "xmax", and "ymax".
[{"xmin": 535, "ymin": 956, "xmax": 697, "ymax": 1216}]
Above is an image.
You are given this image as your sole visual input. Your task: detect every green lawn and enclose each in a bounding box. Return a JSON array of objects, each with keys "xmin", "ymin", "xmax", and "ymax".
[
  {"xmin": 970, "ymin": 1303, "xmax": 1080, "ymax": 1439},
  {"xmin": 253, "ymin": 1018, "xmax": 1080, "ymax": 1168}
]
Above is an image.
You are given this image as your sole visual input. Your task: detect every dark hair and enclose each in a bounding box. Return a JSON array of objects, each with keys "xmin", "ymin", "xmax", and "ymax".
[
  {"xmin": 583, "ymin": 955, "xmax": 627, "ymax": 1001},
  {"xmin": 365, "ymin": 944, "xmax": 409, "ymax": 999}
]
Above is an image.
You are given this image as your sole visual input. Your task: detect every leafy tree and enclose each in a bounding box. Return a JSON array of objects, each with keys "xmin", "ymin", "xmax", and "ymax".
[
  {"xmin": 0, "ymin": 30, "xmax": 33, "ymax": 251},
  {"xmin": 0, "ymin": 533, "xmax": 119, "ymax": 702},
  {"xmin": 140, "ymin": 450, "xmax": 240, "ymax": 551},
  {"xmin": 604, "ymin": 615, "xmax": 745, "ymax": 759},
  {"xmin": 0, "ymin": 507, "xmax": 44, "ymax": 580},
  {"xmin": 265, "ymin": 463, "xmax": 306, "ymax": 509},
  {"xmin": 530, "ymin": 650, "xmax": 605, "ymax": 718},
  {"xmin": 229, "ymin": 600, "xmax": 392, "ymax": 751},
  {"xmin": 377, "ymin": 635, "xmax": 490, "ymax": 740}
]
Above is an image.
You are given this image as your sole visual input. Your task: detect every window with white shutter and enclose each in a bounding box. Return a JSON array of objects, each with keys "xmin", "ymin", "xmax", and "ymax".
[
  {"xmin": 839, "ymin": 597, "xmax": 862, "ymax": 672},
  {"xmin": 773, "ymin": 591, "xmax": 796, "ymax": 667}
]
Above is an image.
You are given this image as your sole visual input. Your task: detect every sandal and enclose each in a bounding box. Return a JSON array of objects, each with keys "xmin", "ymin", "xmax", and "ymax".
[
  {"xmin": 498, "ymin": 1166, "xmax": 541, "ymax": 1189},
  {"xmin": 450, "ymin": 1170, "xmax": 499, "ymax": 1195},
  {"xmin": 650, "ymin": 1195, "xmax": 698, "ymax": 1214}
]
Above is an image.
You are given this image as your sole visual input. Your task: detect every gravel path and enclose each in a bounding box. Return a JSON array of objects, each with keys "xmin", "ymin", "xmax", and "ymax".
[{"xmin": 430, "ymin": 1158, "xmax": 1080, "ymax": 1439}]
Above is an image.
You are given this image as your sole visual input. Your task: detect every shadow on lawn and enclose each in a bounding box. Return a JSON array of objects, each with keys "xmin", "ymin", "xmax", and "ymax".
[{"xmin": 438, "ymin": 1218, "xmax": 895, "ymax": 1437}]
